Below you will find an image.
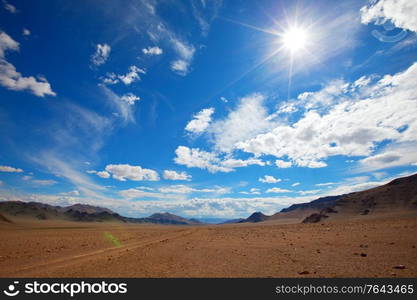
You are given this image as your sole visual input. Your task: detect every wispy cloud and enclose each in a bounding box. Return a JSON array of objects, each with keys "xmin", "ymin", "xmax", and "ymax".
[
  {"xmin": 2, "ymin": 0, "xmax": 17, "ymax": 14},
  {"xmin": 0, "ymin": 165, "xmax": 23, "ymax": 173},
  {"xmin": 100, "ymin": 85, "xmax": 139, "ymax": 124}
]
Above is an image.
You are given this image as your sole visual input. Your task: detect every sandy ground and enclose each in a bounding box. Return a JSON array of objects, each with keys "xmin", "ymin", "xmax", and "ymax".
[{"xmin": 0, "ymin": 213, "xmax": 416, "ymax": 278}]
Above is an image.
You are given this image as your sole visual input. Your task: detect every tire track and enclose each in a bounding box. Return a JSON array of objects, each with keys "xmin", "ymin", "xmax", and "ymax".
[{"xmin": 10, "ymin": 228, "xmax": 198, "ymax": 276}]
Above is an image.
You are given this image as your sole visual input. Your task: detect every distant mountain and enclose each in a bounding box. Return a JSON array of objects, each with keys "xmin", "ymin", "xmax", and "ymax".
[
  {"xmin": 189, "ymin": 217, "xmax": 233, "ymax": 224},
  {"xmin": 62, "ymin": 204, "xmax": 115, "ymax": 215},
  {"xmin": 144, "ymin": 213, "xmax": 202, "ymax": 225},
  {"xmin": 220, "ymin": 218, "xmax": 245, "ymax": 224},
  {"xmin": 239, "ymin": 212, "xmax": 269, "ymax": 223},
  {"xmin": 328, "ymin": 173, "xmax": 417, "ymax": 216},
  {"xmin": 280, "ymin": 195, "xmax": 343, "ymax": 213},
  {"xmin": 268, "ymin": 173, "xmax": 417, "ymax": 223},
  {"xmin": 0, "ymin": 201, "xmax": 203, "ymax": 225}
]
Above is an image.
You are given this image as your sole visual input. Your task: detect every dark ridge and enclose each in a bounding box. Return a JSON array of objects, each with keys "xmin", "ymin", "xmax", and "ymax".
[
  {"xmin": 0, "ymin": 202, "xmax": 203, "ymax": 225},
  {"xmin": 280, "ymin": 195, "xmax": 342, "ymax": 213},
  {"xmin": 239, "ymin": 212, "xmax": 269, "ymax": 223}
]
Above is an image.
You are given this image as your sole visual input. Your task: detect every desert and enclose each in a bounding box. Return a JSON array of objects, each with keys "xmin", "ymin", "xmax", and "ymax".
[{"xmin": 1, "ymin": 174, "xmax": 416, "ymax": 278}]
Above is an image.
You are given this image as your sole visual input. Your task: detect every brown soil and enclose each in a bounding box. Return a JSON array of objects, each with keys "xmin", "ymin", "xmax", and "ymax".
[{"xmin": 0, "ymin": 213, "xmax": 416, "ymax": 277}]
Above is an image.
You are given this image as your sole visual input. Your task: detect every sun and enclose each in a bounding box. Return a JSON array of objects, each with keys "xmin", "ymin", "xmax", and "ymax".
[{"xmin": 282, "ymin": 27, "xmax": 308, "ymax": 52}]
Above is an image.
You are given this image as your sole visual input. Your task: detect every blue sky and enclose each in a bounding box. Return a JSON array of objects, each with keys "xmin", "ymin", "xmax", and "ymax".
[{"xmin": 1, "ymin": 0, "xmax": 417, "ymax": 218}]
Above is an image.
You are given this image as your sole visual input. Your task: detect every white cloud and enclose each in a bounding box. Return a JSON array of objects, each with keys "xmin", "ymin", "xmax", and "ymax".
[
  {"xmin": 0, "ymin": 165, "xmax": 23, "ymax": 173},
  {"xmin": 324, "ymin": 179, "xmax": 388, "ymax": 196},
  {"xmin": 298, "ymin": 189, "xmax": 321, "ymax": 196},
  {"xmin": 357, "ymin": 143, "xmax": 417, "ymax": 172},
  {"xmin": 102, "ymin": 66, "xmax": 145, "ymax": 86},
  {"xmin": 144, "ymin": 17, "xmax": 196, "ymax": 76},
  {"xmin": 169, "ymin": 38, "xmax": 195, "ymax": 76},
  {"xmin": 173, "ymin": 146, "xmax": 265, "ymax": 173},
  {"xmin": 136, "ymin": 186, "xmax": 155, "ymax": 191},
  {"xmin": 158, "ymin": 184, "xmax": 229, "ymax": 195},
  {"xmin": 163, "ymin": 170, "xmax": 191, "ymax": 181},
  {"xmin": 372, "ymin": 171, "xmax": 388, "ymax": 179},
  {"xmin": 236, "ymin": 62, "xmax": 417, "ymax": 169},
  {"xmin": 171, "ymin": 60, "xmax": 188, "ymax": 74},
  {"xmin": 361, "ymin": 0, "xmax": 417, "ymax": 33},
  {"xmin": 22, "ymin": 29, "xmax": 31, "ymax": 36},
  {"xmin": 101, "ymin": 73, "xmax": 118, "ymax": 85},
  {"xmin": 33, "ymin": 152, "xmax": 107, "ymax": 200},
  {"xmin": 239, "ymin": 188, "xmax": 261, "ymax": 195},
  {"xmin": 31, "ymin": 179, "xmax": 58, "ymax": 186},
  {"xmin": 96, "ymin": 171, "xmax": 111, "ymax": 178},
  {"xmin": 118, "ymin": 184, "xmax": 229, "ymax": 201},
  {"xmin": 100, "ymin": 85, "xmax": 137, "ymax": 124},
  {"xmin": 315, "ymin": 182, "xmax": 336, "ymax": 187},
  {"xmin": 26, "ymin": 102, "xmax": 115, "ymax": 204},
  {"xmin": 91, "ymin": 43, "xmax": 111, "ymax": 66},
  {"xmin": 259, "ymin": 175, "xmax": 281, "ymax": 184},
  {"xmin": 158, "ymin": 184, "xmax": 194, "ymax": 194},
  {"xmin": 61, "ymin": 190, "xmax": 80, "ymax": 196},
  {"xmin": 266, "ymin": 187, "xmax": 291, "ymax": 193},
  {"xmin": 120, "ymin": 93, "xmax": 140, "ymax": 105},
  {"xmin": 275, "ymin": 159, "xmax": 292, "ymax": 168},
  {"xmin": 191, "ymin": 0, "xmax": 223, "ymax": 36},
  {"xmin": 104, "ymin": 164, "xmax": 159, "ymax": 181},
  {"xmin": 209, "ymin": 93, "xmax": 275, "ymax": 152},
  {"xmin": 2, "ymin": 0, "xmax": 17, "ymax": 13},
  {"xmin": 142, "ymin": 46, "xmax": 163, "ymax": 55},
  {"xmin": 0, "ymin": 31, "xmax": 56, "ymax": 97},
  {"xmin": 118, "ymin": 66, "xmax": 145, "ymax": 85},
  {"xmin": 292, "ymin": 182, "xmax": 300, "ymax": 187},
  {"xmin": 296, "ymin": 79, "xmax": 349, "ymax": 110},
  {"xmin": 185, "ymin": 107, "xmax": 214, "ymax": 134},
  {"xmin": 119, "ymin": 188, "xmax": 176, "ymax": 200},
  {"xmin": 22, "ymin": 175, "xmax": 59, "ymax": 187},
  {"xmin": 174, "ymin": 146, "xmax": 231, "ymax": 173},
  {"xmin": 221, "ymin": 158, "xmax": 266, "ymax": 168}
]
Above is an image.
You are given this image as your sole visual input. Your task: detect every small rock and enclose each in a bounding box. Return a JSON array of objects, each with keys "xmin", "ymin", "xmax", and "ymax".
[
  {"xmin": 360, "ymin": 244, "xmax": 368, "ymax": 248},
  {"xmin": 393, "ymin": 265, "xmax": 406, "ymax": 270},
  {"xmin": 298, "ymin": 270, "xmax": 310, "ymax": 275},
  {"xmin": 360, "ymin": 253, "xmax": 367, "ymax": 257}
]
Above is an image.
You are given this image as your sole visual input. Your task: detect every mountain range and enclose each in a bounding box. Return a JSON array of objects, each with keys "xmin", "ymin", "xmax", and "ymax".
[
  {"xmin": 1, "ymin": 173, "xmax": 416, "ymax": 225},
  {"xmin": 239, "ymin": 173, "xmax": 417, "ymax": 223},
  {"xmin": 0, "ymin": 201, "xmax": 202, "ymax": 225}
]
